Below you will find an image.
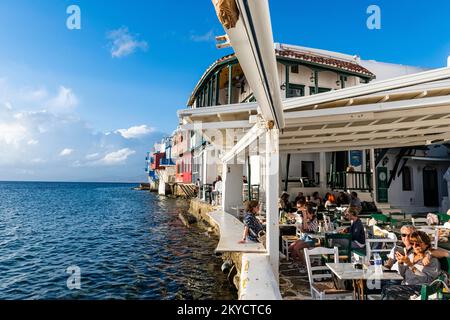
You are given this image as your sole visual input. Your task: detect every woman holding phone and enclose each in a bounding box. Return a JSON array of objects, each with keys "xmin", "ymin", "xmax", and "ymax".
[{"xmin": 381, "ymin": 231, "xmax": 441, "ymax": 300}]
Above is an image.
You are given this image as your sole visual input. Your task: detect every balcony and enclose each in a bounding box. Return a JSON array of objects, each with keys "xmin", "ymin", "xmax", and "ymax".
[
  {"xmin": 328, "ymin": 171, "xmax": 373, "ymax": 192},
  {"xmin": 159, "ymin": 158, "xmax": 176, "ymax": 167}
]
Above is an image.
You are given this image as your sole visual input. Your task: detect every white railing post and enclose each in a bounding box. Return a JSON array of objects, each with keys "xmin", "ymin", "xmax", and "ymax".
[{"xmin": 265, "ymin": 128, "xmax": 280, "ymax": 282}]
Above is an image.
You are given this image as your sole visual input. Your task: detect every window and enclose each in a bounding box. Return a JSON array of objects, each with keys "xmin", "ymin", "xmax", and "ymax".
[
  {"xmin": 291, "ymin": 65, "xmax": 299, "ymax": 74},
  {"xmin": 286, "ymin": 84, "xmax": 305, "ymax": 98},
  {"xmin": 310, "ymin": 87, "xmax": 332, "ymax": 95},
  {"xmin": 402, "ymin": 166, "xmax": 413, "ymax": 191}
]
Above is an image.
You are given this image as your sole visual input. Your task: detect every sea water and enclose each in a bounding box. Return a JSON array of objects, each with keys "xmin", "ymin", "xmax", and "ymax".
[{"xmin": 0, "ymin": 182, "xmax": 236, "ymax": 300}]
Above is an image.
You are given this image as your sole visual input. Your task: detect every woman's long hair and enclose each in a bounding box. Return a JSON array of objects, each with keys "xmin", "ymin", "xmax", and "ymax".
[{"xmin": 245, "ymin": 200, "xmax": 259, "ymax": 213}]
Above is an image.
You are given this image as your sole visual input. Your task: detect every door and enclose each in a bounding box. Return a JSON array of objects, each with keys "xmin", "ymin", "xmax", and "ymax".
[
  {"xmin": 377, "ymin": 167, "xmax": 389, "ymax": 203},
  {"xmin": 335, "ymin": 151, "xmax": 348, "ymax": 172},
  {"xmin": 423, "ymin": 167, "xmax": 439, "ymax": 207},
  {"xmin": 302, "ymin": 161, "xmax": 315, "ymax": 182}
]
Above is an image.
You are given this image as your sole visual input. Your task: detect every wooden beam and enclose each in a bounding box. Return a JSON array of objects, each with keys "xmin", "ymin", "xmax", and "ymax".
[
  {"xmin": 280, "ymin": 141, "xmax": 433, "ymax": 154},
  {"xmin": 284, "ymin": 96, "xmax": 450, "ymax": 126},
  {"xmin": 281, "ymin": 118, "xmax": 450, "ymax": 138},
  {"xmin": 280, "ymin": 127, "xmax": 450, "ymax": 145},
  {"xmin": 280, "ymin": 133, "xmax": 450, "ymax": 151}
]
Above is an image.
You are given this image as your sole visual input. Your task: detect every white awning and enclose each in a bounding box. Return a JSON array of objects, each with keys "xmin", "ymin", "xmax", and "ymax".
[{"xmin": 179, "ymin": 67, "xmax": 450, "ymax": 154}]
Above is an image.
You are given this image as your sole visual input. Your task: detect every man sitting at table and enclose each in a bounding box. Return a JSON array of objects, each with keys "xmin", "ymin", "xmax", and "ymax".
[{"xmin": 339, "ymin": 207, "xmax": 366, "ymax": 249}]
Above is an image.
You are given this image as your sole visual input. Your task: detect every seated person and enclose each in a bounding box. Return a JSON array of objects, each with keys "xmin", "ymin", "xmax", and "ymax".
[
  {"xmin": 336, "ymin": 192, "xmax": 349, "ymax": 207},
  {"xmin": 278, "ymin": 192, "xmax": 293, "ymax": 213},
  {"xmin": 324, "ymin": 193, "xmax": 337, "ymax": 209},
  {"xmin": 385, "ymin": 225, "xmax": 449, "ymax": 271},
  {"xmin": 288, "ymin": 205, "xmax": 319, "ymax": 269},
  {"xmin": 349, "ymin": 191, "xmax": 362, "ymax": 214},
  {"xmin": 238, "ymin": 200, "xmax": 264, "ymax": 244},
  {"xmin": 339, "ymin": 207, "xmax": 366, "ymax": 249},
  {"xmin": 382, "ymin": 231, "xmax": 442, "ymax": 300},
  {"xmin": 312, "ymin": 191, "xmax": 322, "ymax": 207},
  {"xmin": 290, "ymin": 198, "xmax": 307, "ymax": 225},
  {"xmin": 294, "ymin": 192, "xmax": 304, "ymax": 206}
]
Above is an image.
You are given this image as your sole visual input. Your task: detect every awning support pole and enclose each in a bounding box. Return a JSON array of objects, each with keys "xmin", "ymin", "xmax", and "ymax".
[{"xmin": 265, "ymin": 128, "xmax": 280, "ymax": 282}]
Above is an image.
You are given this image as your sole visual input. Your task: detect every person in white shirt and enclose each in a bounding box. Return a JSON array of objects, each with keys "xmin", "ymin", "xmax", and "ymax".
[{"xmin": 212, "ymin": 176, "xmax": 222, "ymax": 205}]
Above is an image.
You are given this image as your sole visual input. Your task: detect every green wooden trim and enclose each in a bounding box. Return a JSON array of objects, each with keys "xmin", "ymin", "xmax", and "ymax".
[
  {"xmin": 314, "ymin": 70, "xmax": 319, "ymax": 95},
  {"xmin": 340, "ymin": 75, "xmax": 346, "ymax": 89},
  {"xmin": 286, "ymin": 83, "xmax": 305, "ymax": 98},
  {"xmin": 309, "ymin": 86, "xmax": 332, "ymax": 95},
  {"xmin": 228, "ymin": 64, "xmax": 233, "ymax": 105},
  {"xmin": 208, "ymin": 79, "xmax": 213, "ymax": 106},
  {"xmin": 215, "ymin": 72, "xmax": 220, "ymax": 106},
  {"xmin": 284, "ymin": 154, "xmax": 291, "ymax": 192}
]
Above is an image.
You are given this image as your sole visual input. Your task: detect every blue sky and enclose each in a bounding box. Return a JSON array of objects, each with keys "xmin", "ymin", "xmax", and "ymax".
[{"xmin": 0, "ymin": 0, "xmax": 449, "ymax": 182}]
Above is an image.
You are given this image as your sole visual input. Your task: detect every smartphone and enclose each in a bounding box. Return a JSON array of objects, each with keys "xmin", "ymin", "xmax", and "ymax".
[{"xmin": 394, "ymin": 245, "xmax": 406, "ymax": 255}]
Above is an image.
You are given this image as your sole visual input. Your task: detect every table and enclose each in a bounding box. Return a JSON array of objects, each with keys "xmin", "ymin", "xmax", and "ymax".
[{"xmin": 326, "ymin": 263, "xmax": 403, "ymax": 300}]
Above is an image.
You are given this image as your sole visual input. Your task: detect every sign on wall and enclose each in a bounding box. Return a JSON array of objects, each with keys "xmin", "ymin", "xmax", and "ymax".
[{"xmin": 350, "ymin": 150, "xmax": 363, "ymax": 167}]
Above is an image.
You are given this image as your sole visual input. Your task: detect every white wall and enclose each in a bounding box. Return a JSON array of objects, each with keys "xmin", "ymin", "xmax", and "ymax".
[{"xmin": 384, "ymin": 146, "xmax": 450, "ymax": 212}]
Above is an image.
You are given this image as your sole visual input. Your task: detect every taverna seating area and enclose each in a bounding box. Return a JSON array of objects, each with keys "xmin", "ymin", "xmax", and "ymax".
[{"xmin": 203, "ymin": 188, "xmax": 450, "ymax": 300}]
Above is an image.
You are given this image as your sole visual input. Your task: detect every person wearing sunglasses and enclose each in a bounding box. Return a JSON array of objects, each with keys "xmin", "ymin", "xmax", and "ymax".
[
  {"xmin": 385, "ymin": 225, "xmax": 449, "ymax": 271},
  {"xmin": 382, "ymin": 231, "xmax": 442, "ymax": 300},
  {"xmin": 384, "ymin": 225, "xmax": 415, "ymax": 271}
]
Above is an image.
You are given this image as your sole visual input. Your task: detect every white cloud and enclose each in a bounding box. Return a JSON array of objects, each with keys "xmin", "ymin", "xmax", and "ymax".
[
  {"xmin": 85, "ymin": 153, "xmax": 100, "ymax": 160},
  {"xmin": 22, "ymin": 87, "xmax": 48, "ymax": 102},
  {"xmin": 0, "ymin": 78, "xmax": 164, "ymax": 181},
  {"xmin": 107, "ymin": 27, "xmax": 148, "ymax": 58},
  {"xmin": 59, "ymin": 148, "xmax": 74, "ymax": 157},
  {"xmin": 31, "ymin": 158, "xmax": 46, "ymax": 164},
  {"xmin": 190, "ymin": 30, "xmax": 215, "ymax": 42},
  {"xmin": 99, "ymin": 148, "xmax": 136, "ymax": 166},
  {"xmin": 28, "ymin": 139, "xmax": 39, "ymax": 146},
  {"xmin": 49, "ymin": 86, "xmax": 78, "ymax": 110},
  {"xmin": 0, "ymin": 123, "xmax": 28, "ymax": 146},
  {"xmin": 115, "ymin": 125, "xmax": 155, "ymax": 139}
]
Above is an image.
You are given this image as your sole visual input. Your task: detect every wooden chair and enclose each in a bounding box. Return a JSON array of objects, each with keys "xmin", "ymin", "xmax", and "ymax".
[
  {"xmin": 304, "ymin": 246, "xmax": 353, "ymax": 300},
  {"xmin": 281, "ymin": 234, "xmax": 299, "ymax": 261}
]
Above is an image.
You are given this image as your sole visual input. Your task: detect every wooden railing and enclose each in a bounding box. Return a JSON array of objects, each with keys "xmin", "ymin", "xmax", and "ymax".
[{"xmin": 328, "ymin": 171, "xmax": 372, "ymax": 192}]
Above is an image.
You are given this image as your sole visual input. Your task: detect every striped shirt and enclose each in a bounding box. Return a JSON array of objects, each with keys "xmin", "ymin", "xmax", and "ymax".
[{"xmin": 303, "ymin": 218, "xmax": 319, "ymax": 233}]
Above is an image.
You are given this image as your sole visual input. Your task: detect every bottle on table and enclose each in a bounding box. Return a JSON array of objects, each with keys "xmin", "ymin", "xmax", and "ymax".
[{"xmin": 374, "ymin": 253, "xmax": 383, "ymax": 274}]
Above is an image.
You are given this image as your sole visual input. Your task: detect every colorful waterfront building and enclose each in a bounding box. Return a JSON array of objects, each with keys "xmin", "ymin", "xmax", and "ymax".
[
  {"xmin": 172, "ymin": 128, "xmax": 193, "ymax": 185},
  {"xmin": 145, "ymin": 136, "xmax": 177, "ymax": 195}
]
